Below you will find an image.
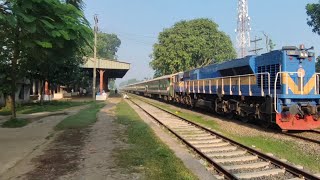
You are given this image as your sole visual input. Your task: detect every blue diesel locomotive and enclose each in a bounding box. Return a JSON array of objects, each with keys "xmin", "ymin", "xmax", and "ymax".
[{"xmin": 124, "ymin": 45, "xmax": 320, "ymax": 130}]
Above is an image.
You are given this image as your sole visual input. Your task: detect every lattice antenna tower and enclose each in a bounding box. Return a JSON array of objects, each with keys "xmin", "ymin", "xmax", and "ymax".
[{"xmin": 236, "ymin": 0, "xmax": 251, "ymax": 58}]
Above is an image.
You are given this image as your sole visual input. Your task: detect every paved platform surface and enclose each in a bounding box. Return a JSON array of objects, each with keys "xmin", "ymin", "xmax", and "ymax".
[{"xmin": 0, "ymin": 105, "xmax": 88, "ymax": 177}]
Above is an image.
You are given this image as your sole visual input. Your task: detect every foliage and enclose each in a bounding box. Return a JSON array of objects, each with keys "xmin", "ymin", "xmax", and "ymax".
[
  {"xmin": 119, "ymin": 78, "xmax": 140, "ymax": 87},
  {"xmin": 108, "ymin": 79, "xmax": 116, "ymax": 90},
  {"xmin": 0, "ymin": 0, "xmax": 92, "ymax": 117},
  {"xmin": 2, "ymin": 118, "xmax": 29, "ymax": 128},
  {"xmin": 268, "ymin": 39, "xmax": 276, "ymax": 51},
  {"xmin": 306, "ymin": 2, "xmax": 320, "ymax": 35},
  {"xmin": 84, "ymin": 32, "xmax": 121, "ymax": 60},
  {"xmin": 316, "ymin": 56, "xmax": 320, "ymax": 72},
  {"xmin": 150, "ymin": 18, "xmax": 237, "ymax": 77},
  {"xmin": 65, "ymin": 0, "xmax": 84, "ymax": 10}
]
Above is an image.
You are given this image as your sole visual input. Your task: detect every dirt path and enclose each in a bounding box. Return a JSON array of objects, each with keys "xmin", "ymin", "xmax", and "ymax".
[
  {"xmin": 5, "ymin": 97, "xmax": 140, "ymax": 180},
  {"xmin": 0, "ymin": 105, "xmax": 89, "ymax": 179},
  {"xmin": 61, "ymin": 97, "xmax": 142, "ymax": 180}
]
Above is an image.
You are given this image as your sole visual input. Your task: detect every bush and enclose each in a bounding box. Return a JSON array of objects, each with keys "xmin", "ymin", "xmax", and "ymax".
[{"xmin": 2, "ymin": 118, "xmax": 29, "ymax": 128}]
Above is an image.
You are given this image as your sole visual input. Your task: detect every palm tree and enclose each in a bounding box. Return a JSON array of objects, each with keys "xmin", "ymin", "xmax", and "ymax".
[{"xmin": 65, "ymin": 0, "xmax": 84, "ymax": 10}]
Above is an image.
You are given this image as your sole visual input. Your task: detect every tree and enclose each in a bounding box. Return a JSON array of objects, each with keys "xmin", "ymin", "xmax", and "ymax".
[
  {"xmin": 85, "ymin": 32, "xmax": 121, "ymax": 60},
  {"xmin": 306, "ymin": 2, "xmax": 320, "ymax": 35},
  {"xmin": 0, "ymin": 0, "xmax": 92, "ymax": 118},
  {"xmin": 150, "ymin": 18, "xmax": 236, "ymax": 77},
  {"xmin": 269, "ymin": 39, "xmax": 276, "ymax": 51},
  {"xmin": 108, "ymin": 79, "xmax": 116, "ymax": 90},
  {"xmin": 65, "ymin": 0, "xmax": 84, "ymax": 10},
  {"xmin": 119, "ymin": 78, "xmax": 140, "ymax": 87},
  {"xmin": 262, "ymin": 32, "xmax": 276, "ymax": 52}
]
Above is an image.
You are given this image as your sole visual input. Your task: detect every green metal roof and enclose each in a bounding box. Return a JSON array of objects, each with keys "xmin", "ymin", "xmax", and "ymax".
[
  {"xmin": 81, "ymin": 57, "xmax": 130, "ymax": 78},
  {"xmin": 81, "ymin": 57, "xmax": 130, "ymax": 70}
]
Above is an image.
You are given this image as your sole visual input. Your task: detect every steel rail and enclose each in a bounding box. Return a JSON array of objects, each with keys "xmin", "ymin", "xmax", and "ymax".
[
  {"xmin": 128, "ymin": 99, "xmax": 238, "ymax": 180},
  {"xmin": 310, "ymin": 129, "xmax": 320, "ymax": 134},
  {"xmin": 135, "ymin": 97, "xmax": 320, "ymax": 180},
  {"xmin": 283, "ymin": 132, "xmax": 320, "ymax": 145}
]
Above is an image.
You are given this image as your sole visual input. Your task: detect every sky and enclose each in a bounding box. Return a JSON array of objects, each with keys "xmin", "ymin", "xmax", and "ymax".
[{"xmin": 83, "ymin": 0, "xmax": 320, "ymax": 86}]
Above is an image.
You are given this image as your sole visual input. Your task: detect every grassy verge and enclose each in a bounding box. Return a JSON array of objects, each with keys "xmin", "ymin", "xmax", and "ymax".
[
  {"xmin": 0, "ymin": 107, "xmax": 12, "ymax": 116},
  {"xmin": 230, "ymin": 135, "xmax": 320, "ymax": 172},
  {"xmin": 0, "ymin": 101, "xmax": 91, "ymax": 115},
  {"xmin": 136, "ymin": 96, "xmax": 320, "ymax": 173},
  {"xmin": 55, "ymin": 102, "xmax": 105, "ymax": 130},
  {"xmin": 18, "ymin": 101, "xmax": 92, "ymax": 114},
  {"xmin": 115, "ymin": 101, "xmax": 197, "ymax": 180},
  {"xmin": 1, "ymin": 118, "xmax": 29, "ymax": 128}
]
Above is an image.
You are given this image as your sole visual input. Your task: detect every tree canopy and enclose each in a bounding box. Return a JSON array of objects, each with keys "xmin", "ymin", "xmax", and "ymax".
[
  {"xmin": 0, "ymin": 0, "xmax": 92, "ymax": 117},
  {"xmin": 85, "ymin": 32, "xmax": 121, "ymax": 60},
  {"xmin": 150, "ymin": 18, "xmax": 237, "ymax": 77},
  {"xmin": 119, "ymin": 78, "xmax": 140, "ymax": 87},
  {"xmin": 65, "ymin": 0, "xmax": 84, "ymax": 10},
  {"xmin": 316, "ymin": 56, "xmax": 320, "ymax": 73},
  {"xmin": 306, "ymin": 2, "xmax": 320, "ymax": 35}
]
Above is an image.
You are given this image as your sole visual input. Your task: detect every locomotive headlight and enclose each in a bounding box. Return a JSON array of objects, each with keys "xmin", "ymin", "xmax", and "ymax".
[{"xmin": 299, "ymin": 51, "xmax": 308, "ymax": 58}]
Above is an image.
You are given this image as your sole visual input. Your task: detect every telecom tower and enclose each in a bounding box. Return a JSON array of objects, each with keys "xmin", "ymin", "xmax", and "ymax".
[{"xmin": 236, "ymin": 0, "xmax": 251, "ymax": 58}]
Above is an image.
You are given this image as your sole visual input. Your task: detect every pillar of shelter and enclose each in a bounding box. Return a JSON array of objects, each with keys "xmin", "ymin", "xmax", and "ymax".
[
  {"xmin": 38, "ymin": 81, "xmax": 41, "ymax": 95},
  {"xmin": 45, "ymin": 81, "xmax": 50, "ymax": 95},
  {"xmin": 99, "ymin": 70, "xmax": 105, "ymax": 93},
  {"xmin": 32, "ymin": 80, "xmax": 36, "ymax": 95}
]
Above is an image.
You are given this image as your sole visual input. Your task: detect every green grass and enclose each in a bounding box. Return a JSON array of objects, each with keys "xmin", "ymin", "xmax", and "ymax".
[
  {"xmin": 18, "ymin": 101, "xmax": 91, "ymax": 114},
  {"xmin": 115, "ymin": 101, "xmax": 197, "ymax": 180},
  {"xmin": 55, "ymin": 102, "xmax": 105, "ymax": 130},
  {"xmin": 2, "ymin": 118, "xmax": 29, "ymax": 128},
  {"xmin": 231, "ymin": 135, "xmax": 320, "ymax": 173},
  {"xmin": 0, "ymin": 101, "xmax": 91, "ymax": 115},
  {"xmin": 136, "ymin": 96, "xmax": 320, "ymax": 173},
  {"xmin": 0, "ymin": 107, "xmax": 12, "ymax": 116}
]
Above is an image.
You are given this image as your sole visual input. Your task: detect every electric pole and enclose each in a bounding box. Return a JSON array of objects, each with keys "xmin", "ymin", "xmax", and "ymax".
[
  {"xmin": 262, "ymin": 31, "xmax": 269, "ymax": 52},
  {"xmin": 236, "ymin": 0, "xmax": 251, "ymax": 58},
  {"xmin": 249, "ymin": 36, "xmax": 263, "ymax": 55},
  {"xmin": 92, "ymin": 14, "xmax": 98, "ymax": 100}
]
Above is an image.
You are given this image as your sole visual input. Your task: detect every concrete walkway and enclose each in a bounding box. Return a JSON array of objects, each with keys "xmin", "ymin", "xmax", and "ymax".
[
  {"xmin": 0, "ymin": 111, "xmax": 67, "ymax": 124},
  {"xmin": 0, "ymin": 105, "xmax": 89, "ymax": 178}
]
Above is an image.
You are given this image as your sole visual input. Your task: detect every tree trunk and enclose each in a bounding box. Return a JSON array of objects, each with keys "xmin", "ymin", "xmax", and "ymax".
[
  {"xmin": 5, "ymin": 95, "xmax": 12, "ymax": 110},
  {"xmin": 10, "ymin": 1, "xmax": 21, "ymax": 119},
  {"xmin": 40, "ymin": 80, "xmax": 45, "ymax": 105},
  {"xmin": 11, "ymin": 40, "xmax": 19, "ymax": 119}
]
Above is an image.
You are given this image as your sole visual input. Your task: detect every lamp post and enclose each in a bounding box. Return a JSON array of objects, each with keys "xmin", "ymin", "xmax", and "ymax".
[{"xmin": 92, "ymin": 14, "xmax": 98, "ymax": 100}]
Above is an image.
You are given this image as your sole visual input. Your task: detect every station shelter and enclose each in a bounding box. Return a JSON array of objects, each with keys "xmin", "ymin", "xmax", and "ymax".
[
  {"xmin": 80, "ymin": 57, "xmax": 130, "ymax": 96},
  {"xmin": 0, "ymin": 58, "xmax": 130, "ymax": 105}
]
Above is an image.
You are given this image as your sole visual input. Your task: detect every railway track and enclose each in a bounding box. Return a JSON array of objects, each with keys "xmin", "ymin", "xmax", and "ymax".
[
  {"xmin": 128, "ymin": 98, "xmax": 320, "ymax": 180},
  {"xmin": 130, "ymin": 93, "xmax": 320, "ymax": 146},
  {"xmin": 283, "ymin": 130, "xmax": 320, "ymax": 145}
]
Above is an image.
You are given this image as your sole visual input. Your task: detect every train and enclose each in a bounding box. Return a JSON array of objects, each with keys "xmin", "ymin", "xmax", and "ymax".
[{"xmin": 123, "ymin": 45, "xmax": 320, "ymax": 131}]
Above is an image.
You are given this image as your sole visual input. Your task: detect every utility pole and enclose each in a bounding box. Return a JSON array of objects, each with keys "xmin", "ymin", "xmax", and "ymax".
[
  {"xmin": 236, "ymin": 0, "xmax": 251, "ymax": 58},
  {"xmin": 249, "ymin": 36, "xmax": 263, "ymax": 55},
  {"xmin": 262, "ymin": 31, "xmax": 269, "ymax": 52},
  {"xmin": 92, "ymin": 14, "xmax": 98, "ymax": 100}
]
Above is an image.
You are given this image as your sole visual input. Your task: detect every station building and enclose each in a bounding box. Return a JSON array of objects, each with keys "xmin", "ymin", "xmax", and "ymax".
[{"xmin": 0, "ymin": 58, "xmax": 130, "ymax": 106}]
